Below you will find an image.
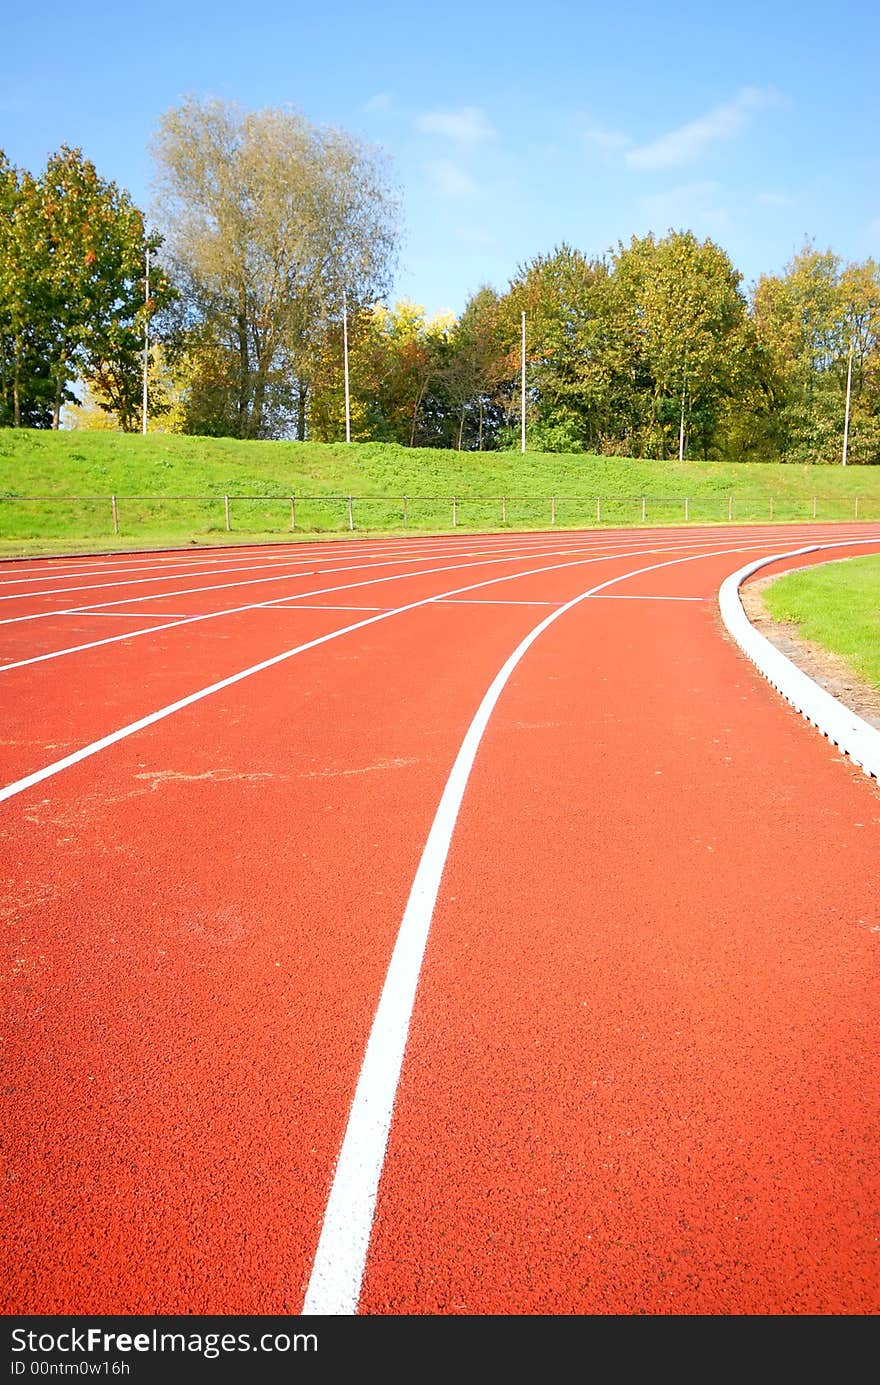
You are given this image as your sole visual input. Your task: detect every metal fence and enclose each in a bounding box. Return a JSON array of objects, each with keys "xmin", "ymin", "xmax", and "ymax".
[{"xmin": 0, "ymin": 490, "xmax": 875, "ymax": 540}]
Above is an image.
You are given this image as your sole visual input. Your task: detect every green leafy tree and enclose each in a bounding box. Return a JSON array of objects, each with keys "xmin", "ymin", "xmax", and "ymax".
[
  {"xmin": 438, "ymin": 286, "xmax": 509, "ymax": 450},
  {"xmin": 0, "ymin": 145, "xmax": 172, "ymax": 431},
  {"xmin": 0, "ymin": 155, "xmax": 54, "ymax": 427},
  {"xmin": 39, "ymin": 146, "xmax": 173, "ymax": 428},
  {"xmin": 350, "ymin": 300, "xmax": 452, "ymax": 446},
  {"xmin": 752, "ymin": 243, "xmax": 880, "ymax": 463},
  {"xmin": 612, "ymin": 231, "xmax": 751, "ymax": 460},
  {"xmin": 152, "ymin": 97, "xmax": 399, "ymax": 440},
  {"xmin": 495, "ymin": 245, "xmax": 616, "ymax": 451}
]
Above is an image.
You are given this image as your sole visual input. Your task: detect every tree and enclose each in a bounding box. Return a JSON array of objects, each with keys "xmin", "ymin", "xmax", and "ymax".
[
  {"xmin": 68, "ymin": 344, "xmax": 181, "ymax": 433},
  {"xmin": 151, "ymin": 97, "xmax": 399, "ymax": 440},
  {"xmin": 494, "ymin": 245, "xmax": 616, "ymax": 452},
  {"xmin": 835, "ymin": 259, "xmax": 880, "ymax": 464},
  {"xmin": 0, "ymin": 155, "xmax": 54, "ymax": 427},
  {"xmin": 611, "ymin": 231, "xmax": 751, "ymax": 460},
  {"xmin": 440, "ymin": 287, "xmax": 508, "ymax": 450},
  {"xmin": 0, "ymin": 145, "xmax": 172, "ymax": 431},
  {"xmin": 752, "ymin": 243, "xmax": 880, "ymax": 463},
  {"xmin": 340, "ymin": 299, "xmax": 452, "ymax": 447}
]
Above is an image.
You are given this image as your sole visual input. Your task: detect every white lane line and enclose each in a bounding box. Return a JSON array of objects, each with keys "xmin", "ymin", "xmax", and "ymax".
[
  {"xmin": 0, "ymin": 538, "xmax": 694, "ymax": 671},
  {"xmin": 0, "ymin": 546, "xmax": 591, "ymax": 669},
  {"xmin": 2, "ymin": 523, "xmax": 877, "ymax": 589},
  {"xmin": 0, "ymin": 533, "xmax": 625, "ymax": 606},
  {"xmin": 0, "ymin": 553, "xmax": 350, "ymax": 603},
  {"xmin": 433, "ymin": 598, "xmax": 561, "ymax": 607},
  {"xmin": 0, "ymin": 554, "xmax": 313, "ymax": 588},
  {"xmin": 0, "ymin": 527, "xmax": 799, "ymax": 636},
  {"xmin": 0, "ymin": 538, "xmax": 600, "ymax": 626},
  {"xmin": 53, "ymin": 610, "xmax": 199, "ymax": 619},
  {"xmin": 0, "ymin": 540, "xmax": 751, "ymax": 797},
  {"xmin": 299, "ymin": 541, "xmax": 774, "ymax": 1316},
  {"xmin": 0, "ymin": 534, "xmax": 547, "ymax": 591},
  {"xmin": 0, "ymin": 538, "xmax": 487, "ymax": 587},
  {"xmin": 0, "ymin": 528, "xmax": 809, "ymax": 626},
  {"xmin": 587, "ymin": 593, "xmax": 708, "ymax": 601},
  {"xmin": 0, "ymin": 532, "xmax": 845, "ymax": 675},
  {"xmin": 269, "ymin": 604, "xmax": 395, "ymax": 612}
]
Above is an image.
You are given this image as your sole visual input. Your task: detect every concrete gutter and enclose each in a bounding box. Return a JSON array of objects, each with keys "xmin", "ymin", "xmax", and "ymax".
[{"xmin": 718, "ymin": 542, "xmax": 880, "ymax": 783}]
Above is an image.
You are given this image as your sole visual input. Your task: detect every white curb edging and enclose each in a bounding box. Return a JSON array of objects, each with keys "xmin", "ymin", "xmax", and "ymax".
[{"xmin": 718, "ymin": 542, "xmax": 880, "ymax": 783}]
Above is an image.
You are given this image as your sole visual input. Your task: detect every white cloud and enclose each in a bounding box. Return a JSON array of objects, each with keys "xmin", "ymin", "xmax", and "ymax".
[
  {"xmin": 626, "ymin": 87, "xmax": 779, "ymax": 171},
  {"xmin": 639, "ymin": 180, "xmax": 730, "ymax": 231},
  {"xmin": 456, "ymin": 224, "xmax": 496, "ymax": 246},
  {"xmin": 364, "ymin": 91, "xmax": 393, "ymax": 113},
  {"xmin": 416, "ymin": 106, "xmax": 496, "ymax": 143},
  {"xmin": 427, "ymin": 159, "xmax": 480, "ymax": 198},
  {"xmin": 583, "ymin": 125, "xmax": 631, "ymax": 154}
]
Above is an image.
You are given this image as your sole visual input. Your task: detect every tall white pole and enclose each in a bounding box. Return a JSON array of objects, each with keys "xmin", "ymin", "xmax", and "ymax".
[
  {"xmin": 842, "ymin": 339, "xmax": 853, "ymax": 466},
  {"xmin": 520, "ymin": 311, "xmax": 526, "ymax": 454},
  {"xmin": 343, "ymin": 290, "xmax": 351, "ymax": 445},
  {"xmin": 141, "ymin": 247, "xmax": 150, "ymax": 435},
  {"xmin": 678, "ymin": 380, "xmax": 686, "ymax": 463}
]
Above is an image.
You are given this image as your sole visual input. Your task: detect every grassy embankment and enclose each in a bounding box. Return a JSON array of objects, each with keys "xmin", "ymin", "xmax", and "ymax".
[
  {"xmin": 761, "ymin": 554, "xmax": 880, "ymax": 694},
  {"xmin": 1, "ymin": 427, "xmax": 879, "ymax": 556}
]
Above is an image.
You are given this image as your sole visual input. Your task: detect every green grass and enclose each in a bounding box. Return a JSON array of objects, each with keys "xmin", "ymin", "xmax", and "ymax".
[
  {"xmin": 762, "ymin": 554, "xmax": 880, "ymax": 693},
  {"xmin": 0, "ymin": 427, "xmax": 878, "ymax": 555}
]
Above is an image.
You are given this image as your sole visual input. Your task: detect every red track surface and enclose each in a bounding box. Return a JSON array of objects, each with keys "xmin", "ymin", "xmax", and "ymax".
[{"xmin": 2, "ymin": 524, "xmax": 879, "ymax": 1316}]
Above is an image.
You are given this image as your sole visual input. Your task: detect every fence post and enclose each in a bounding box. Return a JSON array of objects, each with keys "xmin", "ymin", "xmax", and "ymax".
[
  {"xmin": 641, "ymin": 495, "xmax": 646, "ymax": 523},
  {"xmin": 769, "ymin": 495, "xmax": 774, "ymax": 521},
  {"xmin": 111, "ymin": 494, "xmax": 118, "ymax": 534},
  {"xmin": 551, "ymin": 495, "xmax": 556, "ymax": 526},
  {"xmin": 348, "ymin": 495, "xmax": 354, "ymax": 530},
  {"xmin": 855, "ymin": 495, "xmax": 860, "ymax": 519},
  {"xmin": 728, "ymin": 495, "xmax": 733, "ymax": 522},
  {"xmin": 290, "ymin": 496, "xmax": 296, "ymax": 531},
  {"xmin": 501, "ymin": 496, "xmax": 507, "ymax": 524},
  {"xmin": 403, "ymin": 495, "xmax": 408, "ymax": 528},
  {"xmin": 224, "ymin": 495, "xmax": 230, "ymax": 531},
  {"xmin": 452, "ymin": 495, "xmax": 457, "ymax": 527},
  {"xmin": 596, "ymin": 496, "xmax": 601, "ymax": 523},
  {"xmin": 812, "ymin": 495, "xmax": 816, "ymax": 519}
]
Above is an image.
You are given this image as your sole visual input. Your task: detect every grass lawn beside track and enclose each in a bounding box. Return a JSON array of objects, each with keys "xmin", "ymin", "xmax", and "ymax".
[
  {"xmin": 761, "ymin": 554, "xmax": 880, "ymax": 693},
  {"xmin": 1, "ymin": 427, "xmax": 879, "ymax": 554}
]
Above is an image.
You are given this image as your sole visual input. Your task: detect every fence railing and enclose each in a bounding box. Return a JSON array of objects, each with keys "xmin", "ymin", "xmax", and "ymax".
[{"xmin": 0, "ymin": 490, "xmax": 874, "ymax": 540}]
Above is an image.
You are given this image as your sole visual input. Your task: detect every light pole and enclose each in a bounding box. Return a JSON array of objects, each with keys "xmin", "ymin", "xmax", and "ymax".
[
  {"xmin": 678, "ymin": 351, "xmax": 689, "ymax": 463},
  {"xmin": 141, "ymin": 247, "xmax": 150, "ymax": 435},
  {"xmin": 842, "ymin": 339, "xmax": 853, "ymax": 466},
  {"xmin": 343, "ymin": 289, "xmax": 351, "ymax": 444},
  {"xmin": 520, "ymin": 311, "xmax": 526, "ymax": 454}
]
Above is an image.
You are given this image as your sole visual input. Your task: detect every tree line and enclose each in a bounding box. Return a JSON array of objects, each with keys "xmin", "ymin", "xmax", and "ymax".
[{"xmin": 2, "ymin": 98, "xmax": 878, "ymax": 462}]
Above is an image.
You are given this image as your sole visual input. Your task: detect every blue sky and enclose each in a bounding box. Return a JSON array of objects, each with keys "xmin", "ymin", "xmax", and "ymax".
[{"xmin": 3, "ymin": 0, "xmax": 878, "ymax": 318}]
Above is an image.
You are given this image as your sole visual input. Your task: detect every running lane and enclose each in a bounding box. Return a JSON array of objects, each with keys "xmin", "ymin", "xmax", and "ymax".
[
  {"xmin": 0, "ymin": 534, "xmax": 737, "ymax": 785},
  {"xmin": 2, "ymin": 528, "xmax": 879, "ymax": 1316},
  {"xmin": 356, "ymin": 539, "xmax": 880, "ymax": 1314},
  {"xmin": 5, "ymin": 537, "xmax": 706, "ymax": 1313}
]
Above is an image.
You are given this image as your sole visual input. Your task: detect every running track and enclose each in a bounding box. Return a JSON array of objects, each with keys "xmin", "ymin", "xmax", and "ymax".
[{"xmin": 2, "ymin": 523, "xmax": 879, "ymax": 1316}]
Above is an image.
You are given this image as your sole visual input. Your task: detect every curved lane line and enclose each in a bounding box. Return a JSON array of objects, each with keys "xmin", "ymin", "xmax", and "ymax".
[
  {"xmin": 300, "ymin": 542, "xmax": 769, "ymax": 1316},
  {"xmin": 0, "ymin": 540, "xmax": 580, "ymax": 624},
  {"xmin": 0, "ymin": 530, "xmax": 855, "ymax": 672},
  {"xmin": 0, "ymin": 542, "xmax": 613, "ymax": 668},
  {"xmin": 0, "ymin": 541, "xmax": 743, "ymax": 804},
  {"xmin": 1, "ymin": 530, "xmax": 669, "ymax": 606},
  {"xmin": 719, "ymin": 540, "xmax": 880, "ymax": 781}
]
